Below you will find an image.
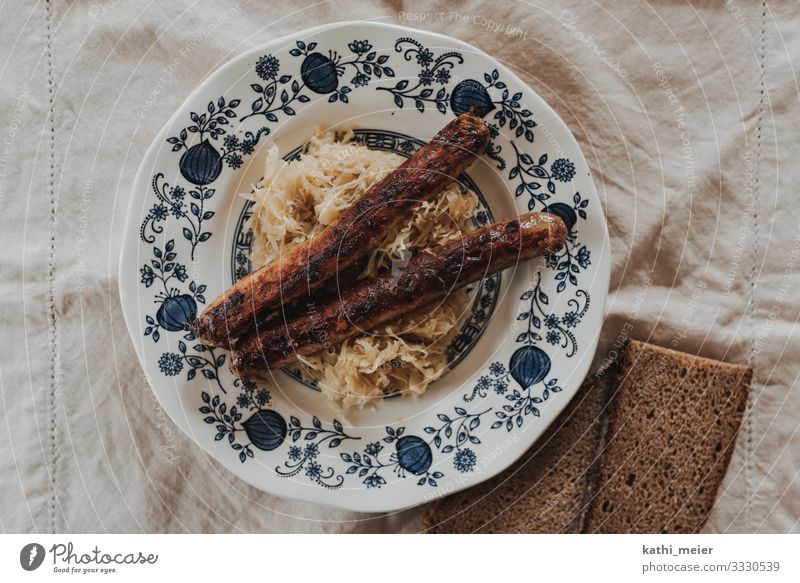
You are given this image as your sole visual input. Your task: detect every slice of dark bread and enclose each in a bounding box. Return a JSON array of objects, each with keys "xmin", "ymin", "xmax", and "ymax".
[
  {"xmin": 584, "ymin": 339, "xmax": 752, "ymax": 533},
  {"xmin": 420, "ymin": 369, "xmax": 614, "ymax": 533}
]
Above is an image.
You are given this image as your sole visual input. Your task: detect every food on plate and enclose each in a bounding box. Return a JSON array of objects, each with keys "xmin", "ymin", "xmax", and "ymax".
[
  {"xmin": 230, "ymin": 212, "xmax": 567, "ymax": 378},
  {"xmin": 231, "ymin": 128, "xmax": 483, "ymax": 407},
  {"xmin": 190, "ymin": 113, "xmax": 490, "ymax": 348}
]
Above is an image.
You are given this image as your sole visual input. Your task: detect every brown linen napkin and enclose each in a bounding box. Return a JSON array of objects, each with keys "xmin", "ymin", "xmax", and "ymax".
[{"xmin": 422, "ymin": 339, "xmax": 751, "ymax": 533}]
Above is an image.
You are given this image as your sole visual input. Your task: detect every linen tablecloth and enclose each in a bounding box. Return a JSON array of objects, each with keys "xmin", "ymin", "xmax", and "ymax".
[{"xmin": 1, "ymin": 0, "xmax": 797, "ymax": 533}]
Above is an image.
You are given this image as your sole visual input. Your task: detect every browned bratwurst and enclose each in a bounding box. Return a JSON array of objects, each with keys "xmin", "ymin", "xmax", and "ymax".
[
  {"xmin": 230, "ymin": 212, "xmax": 567, "ymax": 376},
  {"xmin": 190, "ymin": 113, "xmax": 490, "ymax": 348}
]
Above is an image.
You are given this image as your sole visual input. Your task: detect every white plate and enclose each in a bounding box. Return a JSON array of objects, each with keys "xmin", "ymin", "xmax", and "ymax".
[{"xmin": 119, "ymin": 21, "xmax": 610, "ymax": 512}]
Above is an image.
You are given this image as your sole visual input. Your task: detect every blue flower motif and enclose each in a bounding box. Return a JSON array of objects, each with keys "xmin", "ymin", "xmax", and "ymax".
[
  {"xmin": 494, "ymin": 379, "xmax": 508, "ymax": 394},
  {"xmin": 288, "ymin": 446, "xmax": 302, "ymax": 461},
  {"xmin": 476, "ymin": 375, "xmax": 491, "ymax": 392},
  {"xmin": 453, "ymin": 448, "xmax": 477, "ymax": 473},
  {"xmin": 365, "ymin": 441, "xmax": 383, "ymax": 456},
  {"xmin": 576, "ymin": 245, "xmax": 591, "ymax": 269},
  {"xmin": 158, "ymin": 352, "xmax": 183, "ymax": 376},
  {"xmin": 255, "ymin": 54, "xmax": 280, "ymax": 80},
  {"xmin": 223, "ymin": 135, "xmax": 239, "ymax": 149},
  {"xmin": 489, "ymin": 362, "xmax": 506, "ymax": 376},
  {"xmin": 140, "ymin": 265, "xmax": 156, "ymax": 287},
  {"xmin": 349, "ymin": 40, "xmax": 372, "ymax": 54},
  {"xmin": 305, "ymin": 461, "xmax": 322, "ymax": 480},
  {"xmin": 240, "ymin": 378, "xmax": 257, "ymax": 392},
  {"xmin": 484, "ymin": 277, "xmax": 497, "ymax": 292},
  {"xmin": 227, "ymin": 153, "xmax": 243, "ymax": 169},
  {"xmin": 562, "ymin": 311, "xmax": 580, "ymax": 328},
  {"xmin": 173, "ymin": 264, "xmax": 188, "ymax": 282},
  {"xmin": 399, "ymin": 140, "xmax": 416, "ymax": 153},
  {"xmin": 304, "ymin": 443, "xmax": 319, "ymax": 459},
  {"xmin": 419, "ymin": 68, "xmax": 434, "ymax": 86},
  {"xmin": 546, "ymin": 330, "xmax": 561, "ymax": 345},
  {"xmin": 416, "ymin": 48, "xmax": 434, "ymax": 66},
  {"xmin": 171, "ymin": 185, "xmax": 185, "ymax": 201},
  {"xmin": 240, "ymin": 140, "xmax": 255, "ymax": 155},
  {"xmin": 170, "ymin": 203, "xmax": 185, "ymax": 219},
  {"xmin": 255, "ymin": 389, "xmax": 271, "ymax": 406},
  {"xmin": 150, "ymin": 203, "xmax": 168, "ymax": 221},
  {"xmin": 434, "ymin": 68, "xmax": 451, "ymax": 85},
  {"xmin": 487, "ymin": 123, "xmax": 500, "ymax": 138},
  {"xmin": 352, "ymin": 72, "xmax": 369, "ymax": 87},
  {"xmin": 236, "ymin": 392, "xmax": 251, "ymax": 408},
  {"xmin": 364, "ymin": 473, "xmax": 386, "ymax": 488},
  {"xmin": 551, "ymin": 158, "xmax": 576, "ymax": 182},
  {"xmin": 544, "ymin": 314, "xmax": 560, "ymax": 329},
  {"xmin": 475, "ymin": 210, "xmax": 489, "ymax": 225}
]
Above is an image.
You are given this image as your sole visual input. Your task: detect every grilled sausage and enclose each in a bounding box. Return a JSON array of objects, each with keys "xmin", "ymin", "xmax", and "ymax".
[
  {"xmin": 191, "ymin": 113, "xmax": 490, "ymax": 348},
  {"xmin": 230, "ymin": 212, "xmax": 567, "ymax": 376}
]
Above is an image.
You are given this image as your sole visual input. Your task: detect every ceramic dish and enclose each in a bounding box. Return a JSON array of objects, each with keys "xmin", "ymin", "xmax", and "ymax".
[{"xmin": 119, "ymin": 21, "xmax": 610, "ymax": 512}]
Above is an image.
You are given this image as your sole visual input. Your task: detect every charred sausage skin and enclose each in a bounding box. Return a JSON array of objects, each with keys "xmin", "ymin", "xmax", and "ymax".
[
  {"xmin": 230, "ymin": 212, "xmax": 567, "ymax": 375},
  {"xmin": 191, "ymin": 113, "xmax": 490, "ymax": 347}
]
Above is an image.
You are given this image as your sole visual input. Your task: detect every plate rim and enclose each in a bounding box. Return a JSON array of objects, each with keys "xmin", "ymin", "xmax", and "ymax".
[{"xmin": 119, "ymin": 20, "xmax": 611, "ymax": 512}]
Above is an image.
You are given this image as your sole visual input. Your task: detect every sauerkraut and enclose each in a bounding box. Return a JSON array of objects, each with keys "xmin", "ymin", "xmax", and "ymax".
[{"xmin": 242, "ymin": 131, "xmax": 478, "ymax": 408}]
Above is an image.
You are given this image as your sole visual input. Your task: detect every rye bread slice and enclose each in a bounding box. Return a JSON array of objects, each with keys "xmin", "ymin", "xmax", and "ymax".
[
  {"xmin": 420, "ymin": 369, "xmax": 614, "ymax": 533},
  {"xmin": 584, "ymin": 339, "xmax": 752, "ymax": 533}
]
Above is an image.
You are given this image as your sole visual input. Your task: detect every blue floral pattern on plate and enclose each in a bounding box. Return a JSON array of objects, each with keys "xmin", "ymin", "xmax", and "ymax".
[{"xmin": 120, "ymin": 21, "xmax": 609, "ymax": 512}]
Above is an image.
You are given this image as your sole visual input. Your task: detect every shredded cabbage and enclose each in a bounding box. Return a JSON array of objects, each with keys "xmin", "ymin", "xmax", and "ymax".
[{"xmin": 242, "ymin": 131, "xmax": 477, "ymax": 408}]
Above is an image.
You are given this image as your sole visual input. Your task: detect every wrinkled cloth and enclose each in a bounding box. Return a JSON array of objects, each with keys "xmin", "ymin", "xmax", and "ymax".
[{"xmin": 0, "ymin": 0, "xmax": 797, "ymax": 533}]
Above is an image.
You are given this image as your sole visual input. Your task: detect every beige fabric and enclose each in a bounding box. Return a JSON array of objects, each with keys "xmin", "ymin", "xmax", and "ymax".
[{"xmin": 0, "ymin": 0, "xmax": 797, "ymax": 533}]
